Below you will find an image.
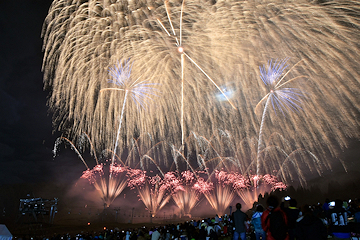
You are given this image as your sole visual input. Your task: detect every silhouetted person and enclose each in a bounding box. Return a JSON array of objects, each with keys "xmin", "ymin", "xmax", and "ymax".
[
  {"xmin": 232, "ymin": 203, "xmax": 248, "ymax": 240},
  {"xmin": 198, "ymin": 225, "xmax": 207, "ymax": 240},
  {"xmin": 328, "ymin": 199, "xmax": 351, "ymax": 240},
  {"xmin": 296, "ymin": 204, "xmax": 327, "ymax": 240},
  {"xmin": 261, "ymin": 195, "xmax": 289, "ymax": 240},
  {"xmin": 251, "ymin": 205, "xmax": 266, "ymax": 240},
  {"xmin": 281, "ymin": 198, "xmax": 300, "ymax": 240}
]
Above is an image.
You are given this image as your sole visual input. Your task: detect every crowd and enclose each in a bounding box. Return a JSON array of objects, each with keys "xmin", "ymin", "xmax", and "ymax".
[
  {"xmin": 17, "ymin": 196, "xmax": 360, "ymax": 240},
  {"xmin": 233, "ymin": 196, "xmax": 360, "ymax": 240}
]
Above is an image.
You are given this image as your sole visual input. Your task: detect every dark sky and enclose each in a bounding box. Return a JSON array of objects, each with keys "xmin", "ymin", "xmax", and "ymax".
[
  {"xmin": 0, "ymin": 0, "xmax": 359, "ymax": 193},
  {"xmin": 0, "ymin": 0, "xmax": 85, "ymax": 187}
]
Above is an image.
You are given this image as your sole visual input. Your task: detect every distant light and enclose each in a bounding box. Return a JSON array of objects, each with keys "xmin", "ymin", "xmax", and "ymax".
[
  {"xmin": 178, "ymin": 46, "xmax": 184, "ymax": 53},
  {"xmin": 104, "ymin": 226, "xmax": 107, "ymax": 230},
  {"xmin": 88, "ymin": 222, "xmax": 90, "ymax": 226},
  {"xmin": 216, "ymin": 87, "xmax": 234, "ymax": 102}
]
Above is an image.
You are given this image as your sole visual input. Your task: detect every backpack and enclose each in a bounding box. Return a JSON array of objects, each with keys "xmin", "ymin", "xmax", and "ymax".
[{"xmin": 265, "ymin": 209, "xmax": 288, "ymax": 240}]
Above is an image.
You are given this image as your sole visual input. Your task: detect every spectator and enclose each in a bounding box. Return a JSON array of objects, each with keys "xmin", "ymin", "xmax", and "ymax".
[
  {"xmin": 232, "ymin": 203, "xmax": 248, "ymax": 240},
  {"xmin": 151, "ymin": 228, "xmax": 161, "ymax": 240},
  {"xmin": 215, "ymin": 214, "xmax": 220, "ymax": 223},
  {"xmin": 261, "ymin": 195, "xmax": 289, "ymax": 240},
  {"xmin": 323, "ymin": 198, "xmax": 330, "ymax": 212},
  {"xmin": 296, "ymin": 204, "xmax": 327, "ymax": 240},
  {"xmin": 214, "ymin": 223, "xmax": 222, "ymax": 237},
  {"xmin": 207, "ymin": 223, "xmax": 214, "ymax": 236},
  {"xmin": 165, "ymin": 229, "xmax": 171, "ymax": 240},
  {"xmin": 137, "ymin": 230, "xmax": 146, "ymax": 240},
  {"xmin": 281, "ymin": 198, "xmax": 301, "ymax": 240},
  {"xmin": 328, "ymin": 199, "xmax": 351, "ymax": 240},
  {"xmin": 198, "ymin": 225, "xmax": 207, "ymax": 240},
  {"xmin": 251, "ymin": 205, "xmax": 266, "ymax": 240},
  {"xmin": 209, "ymin": 228, "xmax": 218, "ymax": 240},
  {"xmin": 125, "ymin": 230, "xmax": 130, "ymax": 240}
]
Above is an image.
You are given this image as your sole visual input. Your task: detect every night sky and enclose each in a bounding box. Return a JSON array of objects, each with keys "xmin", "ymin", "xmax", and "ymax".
[
  {"xmin": 0, "ymin": 0, "xmax": 86, "ymax": 187},
  {"xmin": 0, "ymin": 0, "xmax": 360, "ymax": 226}
]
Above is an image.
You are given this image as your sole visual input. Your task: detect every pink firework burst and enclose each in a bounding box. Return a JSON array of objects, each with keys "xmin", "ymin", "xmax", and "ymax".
[
  {"xmin": 127, "ymin": 169, "xmax": 171, "ymax": 217},
  {"xmin": 199, "ymin": 171, "xmax": 241, "ymax": 216},
  {"xmin": 127, "ymin": 168, "xmax": 146, "ymax": 189},
  {"xmin": 163, "ymin": 170, "xmax": 201, "ymax": 218},
  {"xmin": 192, "ymin": 177, "xmax": 213, "ymax": 194},
  {"xmin": 81, "ymin": 163, "xmax": 128, "ymax": 207},
  {"xmin": 163, "ymin": 172, "xmax": 185, "ymax": 193},
  {"xmin": 236, "ymin": 174, "xmax": 287, "ymax": 210}
]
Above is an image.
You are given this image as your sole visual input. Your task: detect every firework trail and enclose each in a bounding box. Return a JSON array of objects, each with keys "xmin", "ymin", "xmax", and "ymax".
[
  {"xmin": 136, "ymin": 139, "xmax": 202, "ymax": 217},
  {"xmin": 163, "ymin": 170, "xmax": 200, "ymax": 218},
  {"xmin": 53, "ymin": 134, "xmax": 127, "ymax": 207},
  {"xmin": 192, "ymin": 171, "xmax": 247, "ymax": 216},
  {"xmin": 138, "ymin": 134, "xmax": 239, "ymax": 216},
  {"xmin": 218, "ymin": 129, "xmax": 329, "ymax": 185},
  {"xmin": 42, "ymin": 1, "xmax": 360, "ymax": 181},
  {"xmin": 42, "ymin": 0, "xmax": 223, "ymax": 152},
  {"xmin": 202, "ymin": 0, "xmax": 360, "ymax": 165},
  {"xmin": 81, "ymin": 163, "xmax": 127, "ymax": 207},
  {"xmin": 101, "ymin": 59, "xmax": 159, "ymax": 164},
  {"xmin": 156, "ymin": 0, "xmax": 236, "ymax": 145},
  {"xmin": 235, "ymin": 174, "xmax": 286, "ymax": 210},
  {"xmin": 201, "ymin": 130, "xmax": 323, "ymax": 209},
  {"xmin": 254, "ymin": 58, "xmax": 306, "ymax": 175},
  {"xmin": 127, "ymin": 168, "xmax": 172, "ymax": 217}
]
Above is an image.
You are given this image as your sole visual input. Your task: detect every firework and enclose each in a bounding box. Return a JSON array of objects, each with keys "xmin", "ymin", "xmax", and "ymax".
[
  {"xmin": 217, "ymin": 130, "xmax": 329, "ymax": 187},
  {"xmin": 156, "ymin": 0, "xmax": 236, "ymax": 145},
  {"xmin": 42, "ymin": 1, "xmax": 360, "ymax": 162},
  {"xmin": 53, "ymin": 134, "xmax": 127, "ymax": 207},
  {"xmin": 195, "ymin": 131, "xmax": 324, "ymax": 209},
  {"xmin": 81, "ymin": 163, "xmax": 127, "ymax": 207},
  {"xmin": 101, "ymin": 59, "xmax": 159, "ymax": 163},
  {"xmin": 190, "ymin": 171, "xmax": 243, "ymax": 216},
  {"xmin": 236, "ymin": 174, "xmax": 287, "ymax": 210},
  {"xmin": 255, "ymin": 58, "xmax": 306, "ymax": 175},
  {"xmin": 203, "ymin": 0, "xmax": 360, "ymax": 164},
  {"xmin": 127, "ymin": 168, "xmax": 171, "ymax": 217},
  {"xmin": 163, "ymin": 170, "xmax": 200, "ymax": 218},
  {"xmin": 43, "ymin": 0, "xmax": 360, "ymax": 200}
]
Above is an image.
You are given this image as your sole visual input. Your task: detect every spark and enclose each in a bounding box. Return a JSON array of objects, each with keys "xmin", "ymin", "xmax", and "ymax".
[
  {"xmin": 54, "ymin": 134, "xmax": 127, "ymax": 207},
  {"xmin": 42, "ymin": 0, "xmax": 360, "ymax": 197},
  {"xmin": 100, "ymin": 59, "xmax": 159, "ymax": 164},
  {"xmin": 255, "ymin": 58, "xmax": 306, "ymax": 175},
  {"xmin": 127, "ymin": 169, "xmax": 171, "ymax": 217}
]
